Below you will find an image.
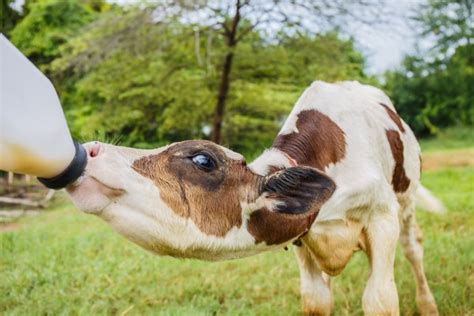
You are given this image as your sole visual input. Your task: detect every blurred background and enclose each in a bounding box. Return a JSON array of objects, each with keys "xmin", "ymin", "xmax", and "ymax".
[
  {"xmin": 2, "ymin": 0, "xmax": 472, "ymax": 152},
  {"xmin": 1, "ymin": 0, "xmax": 472, "ymax": 315}
]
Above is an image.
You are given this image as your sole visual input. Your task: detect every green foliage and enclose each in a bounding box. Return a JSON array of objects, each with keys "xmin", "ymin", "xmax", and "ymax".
[
  {"xmin": 278, "ymin": 33, "xmax": 370, "ymax": 85},
  {"xmin": 415, "ymin": 0, "xmax": 473, "ymax": 55},
  {"xmin": 9, "ymin": 0, "xmax": 97, "ymax": 68},
  {"xmin": 419, "ymin": 126, "xmax": 474, "ymax": 152},
  {"xmin": 51, "ymin": 9, "xmax": 216, "ymax": 148},
  {"xmin": 385, "ymin": 43, "xmax": 473, "ymax": 136},
  {"xmin": 385, "ymin": 0, "xmax": 473, "ymax": 136},
  {"xmin": 45, "ymin": 6, "xmax": 371, "ymax": 153},
  {"xmin": 222, "ymin": 82, "xmax": 299, "ymax": 155},
  {"xmin": 0, "ymin": 0, "xmax": 21, "ymax": 34},
  {"xmin": 231, "ymin": 32, "xmax": 370, "ymax": 86}
]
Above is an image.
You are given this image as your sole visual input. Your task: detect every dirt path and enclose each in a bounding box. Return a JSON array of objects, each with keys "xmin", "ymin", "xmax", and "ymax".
[
  {"xmin": 422, "ymin": 149, "xmax": 474, "ymax": 171},
  {"xmin": 0, "ymin": 222, "xmax": 21, "ymax": 233}
]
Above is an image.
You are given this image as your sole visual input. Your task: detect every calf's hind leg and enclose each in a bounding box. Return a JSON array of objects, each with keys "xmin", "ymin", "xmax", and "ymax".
[
  {"xmin": 399, "ymin": 202, "xmax": 438, "ymax": 316},
  {"xmin": 295, "ymin": 244, "xmax": 332, "ymax": 316}
]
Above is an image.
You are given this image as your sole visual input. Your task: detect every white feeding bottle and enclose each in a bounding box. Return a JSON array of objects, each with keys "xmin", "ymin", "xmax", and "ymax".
[{"xmin": 0, "ymin": 34, "xmax": 86, "ymax": 189}]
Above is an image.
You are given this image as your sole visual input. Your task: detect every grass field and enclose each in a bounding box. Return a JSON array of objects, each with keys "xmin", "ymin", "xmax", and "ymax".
[{"xmin": 1, "ymin": 129, "xmax": 473, "ymax": 315}]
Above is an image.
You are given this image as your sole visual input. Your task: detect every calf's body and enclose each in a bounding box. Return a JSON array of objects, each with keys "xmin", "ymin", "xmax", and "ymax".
[
  {"xmin": 67, "ymin": 81, "xmax": 439, "ymax": 315},
  {"xmin": 250, "ymin": 81, "xmax": 438, "ymax": 315}
]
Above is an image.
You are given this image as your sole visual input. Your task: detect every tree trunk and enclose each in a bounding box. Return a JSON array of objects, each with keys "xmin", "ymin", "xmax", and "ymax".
[
  {"xmin": 210, "ymin": 51, "xmax": 234, "ymax": 144},
  {"xmin": 210, "ymin": 0, "xmax": 241, "ymax": 144}
]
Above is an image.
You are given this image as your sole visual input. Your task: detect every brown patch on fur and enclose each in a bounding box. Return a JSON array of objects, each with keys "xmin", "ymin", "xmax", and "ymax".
[
  {"xmin": 380, "ymin": 103, "xmax": 405, "ymax": 133},
  {"xmin": 386, "ymin": 130, "xmax": 410, "ymax": 192},
  {"xmin": 248, "ymin": 207, "xmax": 318, "ymax": 245},
  {"xmin": 132, "ymin": 141, "xmax": 256, "ymax": 237},
  {"xmin": 272, "ymin": 110, "xmax": 346, "ymax": 170}
]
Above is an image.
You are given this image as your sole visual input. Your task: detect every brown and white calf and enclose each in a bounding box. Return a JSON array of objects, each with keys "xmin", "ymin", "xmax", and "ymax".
[{"xmin": 67, "ymin": 81, "xmax": 443, "ymax": 315}]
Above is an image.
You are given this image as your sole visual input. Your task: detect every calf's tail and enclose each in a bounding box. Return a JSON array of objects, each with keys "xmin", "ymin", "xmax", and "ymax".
[{"xmin": 416, "ymin": 185, "xmax": 446, "ymax": 213}]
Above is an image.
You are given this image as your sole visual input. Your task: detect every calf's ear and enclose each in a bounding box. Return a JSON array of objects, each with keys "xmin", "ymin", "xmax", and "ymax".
[
  {"xmin": 247, "ymin": 166, "xmax": 336, "ymax": 245},
  {"xmin": 261, "ymin": 166, "xmax": 336, "ymax": 215}
]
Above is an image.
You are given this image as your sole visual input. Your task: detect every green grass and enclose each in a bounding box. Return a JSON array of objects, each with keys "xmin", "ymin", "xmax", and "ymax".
[
  {"xmin": 419, "ymin": 126, "xmax": 474, "ymax": 152},
  {"xmin": 1, "ymin": 166, "xmax": 473, "ymax": 315},
  {"xmin": 1, "ymin": 128, "xmax": 473, "ymax": 315}
]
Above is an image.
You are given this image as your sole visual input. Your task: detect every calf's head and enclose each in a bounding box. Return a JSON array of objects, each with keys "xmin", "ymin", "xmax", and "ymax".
[{"xmin": 66, "ymin": 140, "xmax": 335, "ymax": 260}]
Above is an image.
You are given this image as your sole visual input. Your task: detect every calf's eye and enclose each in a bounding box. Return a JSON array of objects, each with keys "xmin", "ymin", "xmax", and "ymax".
[{"xmin": 192, "ymin": 154, "xmax": 216, "ymax": 171}]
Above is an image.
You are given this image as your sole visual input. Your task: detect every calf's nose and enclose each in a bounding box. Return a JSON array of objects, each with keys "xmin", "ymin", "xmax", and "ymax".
[{"xmin": 86, "ymin": 141, "xmax": 102, "ymax": 159}]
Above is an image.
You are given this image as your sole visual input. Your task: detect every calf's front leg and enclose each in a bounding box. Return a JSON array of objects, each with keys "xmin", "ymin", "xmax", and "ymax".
[
  {"xmin": 362, "ymin": 210, "xmax": 400, "ymax": 316},
  {"xmin": 295, "ymin": 244, "xmax": 333, "ymax": 316}
]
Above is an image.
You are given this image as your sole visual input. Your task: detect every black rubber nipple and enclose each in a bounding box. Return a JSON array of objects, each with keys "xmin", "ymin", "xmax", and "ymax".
[{"xmin": 37, "ymin": 140, "xmax": 87, "ymax": 189}]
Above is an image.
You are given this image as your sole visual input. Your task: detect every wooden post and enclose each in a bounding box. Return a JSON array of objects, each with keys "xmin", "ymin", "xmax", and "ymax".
[{"xmin": 7, "ymin": 172, "xmax": 14, "ymax": 186}]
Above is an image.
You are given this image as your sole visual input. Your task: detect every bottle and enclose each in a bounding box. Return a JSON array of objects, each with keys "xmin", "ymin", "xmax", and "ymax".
[{"xmin": 0, "ymin": 34, "xmax": 86, "ymax": 189}]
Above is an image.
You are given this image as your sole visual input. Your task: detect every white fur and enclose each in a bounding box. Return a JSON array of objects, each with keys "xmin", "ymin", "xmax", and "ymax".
[
  {"xmin": 295, "ymin": 245, "xmax": 333, "ymax": 315},
  {"xmin": 416, "ymin": 184, "xmax": 446, "ymax": 213},
  {"xmin": 249, "ymin": 148, "xmax": 294, "ymax": 176}
]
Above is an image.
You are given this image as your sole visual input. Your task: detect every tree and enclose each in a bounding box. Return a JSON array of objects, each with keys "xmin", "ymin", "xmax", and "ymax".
[
  {"xmin": 1, "ymin": 0, "xmax": 21, "ymax": 35},
  {"xmin": 385, "ymin": 0, "xmax": 473, "ymax": 135},
  {"xmin": 50, "ymin": 6, "xmax": 371, "ymax": 154},
  {"xmin": 415, "ymin": 0, "xmax": 473, "ymax": 56},
  {"xmin": 9, "ymin": 0, "xmax": 108, "ymax": 69},
  {"xmin": 175, "ymin": 0, "xmax": 386, "ymax": 144},
  {"xmin": 73, "ymin": 0, "xmax": 384, "ymax": 144}
]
